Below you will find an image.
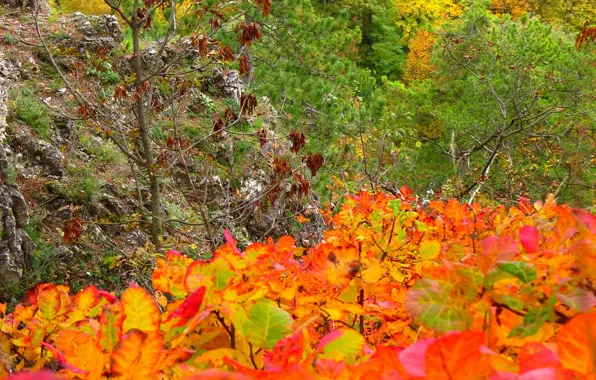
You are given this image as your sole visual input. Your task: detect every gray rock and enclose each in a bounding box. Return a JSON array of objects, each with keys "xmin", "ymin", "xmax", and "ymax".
[
  {"xmin": 53, "ymin": 115, "xmax": 75, "ymax": 147},
  {"xmin": 212, "ymin": 69, "xmax": 242, "ymax": 103},
  {"xmin": 1, "ymin": 0, "xmax": 50, "ymax": 13},
  {"xmin": 54, "ymin": 246, "xmax": 74, "ymax": 261},
  {"xmin": 122, "ymin": 230, "xmax": 149, "ymax": 248},
  {"xmin": 87, "ymin": 224, "xmax": 111, "ymax": 247},
  {"xmin": 59, "ymin": 13, "xmax": 123, "ymax": 54},
  {"xmin": 100, "ymin": 193, "xmax": 126, "ymax": 216},
  {"xmin": 8, "ymin": 186, "xmax": 28, "ymax": 228},
  {"xmin": 0, "ymin": 145, "xmax": 35, "ymax": 295},
  {"xmin": 12, "ymin": 127, "xmax": 65, "ymax": 177},
  {"xmin": 0, "ymin": 52, "xmax": 19, "ymax": 142}
]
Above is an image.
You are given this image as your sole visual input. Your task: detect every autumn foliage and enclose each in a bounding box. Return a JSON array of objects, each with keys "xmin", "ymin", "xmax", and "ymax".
[{"xmin": 1, "ymin": 189, "xmax": 596, "ymax": 378}]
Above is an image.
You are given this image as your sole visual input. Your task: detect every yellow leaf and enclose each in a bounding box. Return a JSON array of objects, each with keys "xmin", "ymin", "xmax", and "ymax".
[
  {"xmin": 193, "ymin": 348, "xmax": 249, "ymax": 368},
  {"xmin": 389, "ymin": 268, "xmax": 406, "ymax": 282},
  {"xmin": 361, "ymin": 265, "xmax": 386, "ymax": 283},
  {"xmin": 280, "ymin": 286, "xmax": 296, "ymax": 301},
  {"xmin": 419, "ymin": 240, "xmax": 441, "ymax": 260}
]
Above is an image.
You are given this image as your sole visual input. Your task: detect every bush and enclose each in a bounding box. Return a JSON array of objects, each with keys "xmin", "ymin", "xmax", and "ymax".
[
  {"xmin": 80, "ymin": 134, "xmax": 126, "ymax": 165},
  {"xmin": 62, "ymin": 167, "xmax": 103, "ymax": 203},
  {"xmin": 12, "ymin": 91, "xmax": 53, "ymax": 139},
  {"xmin": 1, "ymin": 190, "xmax": 595, "ymax": 378}
]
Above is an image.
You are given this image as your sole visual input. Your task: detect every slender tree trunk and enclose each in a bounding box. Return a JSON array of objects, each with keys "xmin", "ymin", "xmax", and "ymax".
[
  {"xmin": 149, "ymin": 172, "xmax": 162, "ymax": 245},
  {"xmin": 131, "ymin": 0, "xmax": 161, "ymax": 246}
]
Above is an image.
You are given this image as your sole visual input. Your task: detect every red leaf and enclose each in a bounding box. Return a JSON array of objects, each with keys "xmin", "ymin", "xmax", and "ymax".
[
  {"xmin": 224, "ymin": 229, "xmax": 241, "ymax": 255},
  {"xmin": 398, "ymin": 338, "xmax": 436, "ymax": 377},
  {"xmin": 99, "ymin": 290, "xmax": 118, "ymax": 303},
  {"xmin": 165, "ymin": 287, "xmax": 206, "ymax": 327},
  {"xmin": 264, "ymin": 330, "xmax": 305, "ymax": 371},
  {"xmin": 572, "ymin": 208, "xmax": 596, "ymax": 233},
  {"xmin": 315, "ymin": 359, "xmax": 346, "ymax": 378},
  {"xmin": 519, "ymin": 225, "xmax": 539, "ymax": 253},
  {"xmin": 519, "ymin": 343, "xmax": 559, "ymax": 373}
]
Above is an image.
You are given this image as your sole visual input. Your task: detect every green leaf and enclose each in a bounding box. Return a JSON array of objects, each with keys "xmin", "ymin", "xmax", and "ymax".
[
  {"xmin": 497, "ymin": 261, "xmax": 537, "ymax": 283},
  {"xmin": 492, "ymin": 294, "xmax": 525, "ymax": 312},
  {"xmin": 211, "ymin": 259, "xmax": 234, "ymax": 291},
  {"xmin": 508, "ymin": 297, "xmax": 556, "ymax": 338},
  {"xmin": 234, "ymin": 299, "xmax": 293, "ymax": 349},
  {"xmin": 396, "ymin": 227, "xmax": 406, "ymax": 242},
  {"xmin": 419, "ymin": 240, "xmax": 441, "ymax": 260},
  {"xmin": 387, "ymin": 199, "xmax": 402, "ymax": 216},
  {"xmin": 405, "ymin": 279, "xmax": 472, "ymax": 333},
  {"xmin": 320, "ymin": 329, "xmax": 365, "ymax": 365}
]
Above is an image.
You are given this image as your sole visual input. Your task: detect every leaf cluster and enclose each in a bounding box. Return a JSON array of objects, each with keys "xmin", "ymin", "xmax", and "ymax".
[{"xmin": 1, "ymin": 189, "xmax": 595, "ymax": 378}]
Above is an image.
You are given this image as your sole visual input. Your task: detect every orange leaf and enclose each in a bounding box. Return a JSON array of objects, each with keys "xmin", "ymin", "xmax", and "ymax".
[
  {"xmin": 155, "ymin": 347, "xmax": 194, "ymax": 371},
  {"xmin": 121, "ymin": 283, "xmax": 161, "ymax": 333},
  {"xmin": 296, "ymin": 215, "xmax": 309, "ymax": 224},
  {"xmin": 74, "ymin": 286, "xmax": 100, "ymax": 313},
  {"xmin": 558, "ymin": 313, "xmax": 596, "ymax": 375},
  {"xmin": 54, "ymin": 330, "xmax": 104, "ymax": 378},
  {"xmin": 478, "ymin": 236, "xmax": 518, "ymax": 274},
  {"xmin": 111, "ymin": 329, "xmax": 162, "ymax": 377},
  {"xmin": 425, "ymin": 332, "xmax": 490, "ymax": 379},
  {"xmin": 98, "ymin": 301, "xmax": 125, "ymax": 352},
  {"xmin": 56, "ymin": 285, "xmax": 72, "ymax": 316},
  {"xmin": 37, "ymin": 284, "xmax": 61, "ymax": 321}
]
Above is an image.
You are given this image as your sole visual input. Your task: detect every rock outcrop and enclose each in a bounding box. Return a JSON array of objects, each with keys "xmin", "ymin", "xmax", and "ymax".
[
  {"xmin": 1, "ymin": 0, "xmax": 50, "ymax": 13},
  {"xmin": 59, "ymin": 12, "xmax": 123, "ymax": 54},
  {"xmin": 0, "ymin": 52, "xmax": 19, "ymax": 142},
  {"xmin": 0, "ymin": 144, "xmax": 35, "ymax": 297},
  {"xmin": 12, "ymin": 126, "xmax": 65, "ymax": 178},
  {"xmin": 212, "ymin": 69, "xmax": 242, "ymax": 103}
]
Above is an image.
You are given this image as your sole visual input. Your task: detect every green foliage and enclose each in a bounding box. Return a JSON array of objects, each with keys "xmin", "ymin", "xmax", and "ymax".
[
  {"xmin": 363, "ymin": 5, "xmax": 407, "ymax": 79},
  {"xmin": 385, "ymin": 3, "xmax": 595, "ymax": 206},
  {"xmin": 86, "ymin": 61, "xmax": 120, "ymax": 84},
  {"xmin": 62, "ymin": 167, "xmax": 103, "ymax": 203},
  {"xmin": 12, "ymin": 89, "xmax": 53, "ymax": 139},
  {"xmin": 80, "ymin": 134, "xmax": 126, "ymax": 165},
  {"xmin": 3, "ymin": 34, "xmax": 17, "ymax": 45}
]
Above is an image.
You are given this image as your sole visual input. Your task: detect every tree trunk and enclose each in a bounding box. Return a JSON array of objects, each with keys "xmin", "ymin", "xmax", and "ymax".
[{"xmin": 131, "ymin": 0, "xmax": 161, "ymax": 246}]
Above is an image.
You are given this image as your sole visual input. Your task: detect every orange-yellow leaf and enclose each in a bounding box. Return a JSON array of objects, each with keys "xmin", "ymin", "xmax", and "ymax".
[
  {"xmin": 98, "ymin": 301, "xmax": 125, "ymax": 352},
  {"xmin": 74, "ymin": 286, "xmax": 100, "ymax": 313},
  {"xmin": 425, "ymin": 332, "xmax": 489, "ymax": 379},
  {"xmin": 37, "ymin": 284, "xmax": 61, "ymax": 321},
  {"xmin": 558, "ymin": 313, "xmax": 596, "ymax": 375},
  {"xmin": 54, "ymin": 330, "xmax": 105, "ymax": 379},
  {"xmin": 121, "ymin": 283, "xmax": 161, "ymax": 333},
  {"xmin": 111, "ymin": 329, "xmax": 162, "ymax": 377},
  {"xmin": 361, "ymin": 265, "xmax": 386, "ymax": 283}
]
